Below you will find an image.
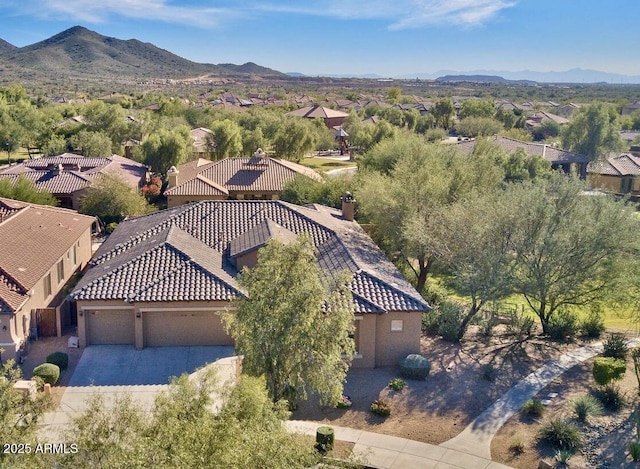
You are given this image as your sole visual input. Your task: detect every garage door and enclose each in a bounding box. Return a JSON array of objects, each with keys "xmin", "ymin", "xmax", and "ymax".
[
  {"xmin": 143, "ymin": 311, "xmax": 232, "ymax": 347},
  {"xmin": 87, "ymin": 310, "xmax": 135, "ymax": 345}
]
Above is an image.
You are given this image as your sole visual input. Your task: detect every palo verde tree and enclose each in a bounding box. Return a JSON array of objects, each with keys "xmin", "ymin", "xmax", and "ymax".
[
  {"xmin": 141, "ymin": 126, "xmax": 191, "ymax": 174},
  {"xmin": 561, "ymin": 102, "xmax": 626, "ymax": 160},
  {"xmin": 224, "ymin": 235, "xmax": 355, "ymax": 405},
  {"xmin": 0, "ymin": 175, "xmax": 58, "ymax": 206},
  {"xmin": 506, "ymin": 175, "xmax": 639, "ymax": 334}
]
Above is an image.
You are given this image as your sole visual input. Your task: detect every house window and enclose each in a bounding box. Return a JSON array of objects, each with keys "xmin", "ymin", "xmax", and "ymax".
[
  {"xmin": 621, "ymin": 178, "xmax": 633, "ymax": 194},
  {"xmin": 390, "ymin": 319, "xmax": 404, "ymax": 332},
  {"xmin": 57, "ymin": 260, "xmax": 65, "ymax": 283},
  {"xmin": 44, "ymin": 273, "xmax": 52, "ymax": 298},
  {"xmin": 72, "ymin": 245, "xmax": 77, "ymax": 266}
]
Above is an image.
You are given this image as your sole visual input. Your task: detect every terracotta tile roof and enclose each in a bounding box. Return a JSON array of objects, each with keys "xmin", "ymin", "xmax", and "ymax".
[
  {"xmin": 165, "ymin": 157, "xmax": 323, "ymax": 197},
  {"xmin": 286, "ymin": 105, "xmax": 349, "ymax": 119},
  {"xmin": 588, "ymin": 154, "xmax": 640, "ymax": 176},
  {"xmin": 0, "ymin": 198, "xmax": 96, "ymax": 312},
  {"xmin": 72, "ymin": 201, "xmax": 430, "ymax": 314},
  {"xmin": 0, "ymin": 171, "xmax": 93, "ymax": 195},
  {"xmin": 456, "ymin": 136, "xmax": 590, "ymax": 165}
]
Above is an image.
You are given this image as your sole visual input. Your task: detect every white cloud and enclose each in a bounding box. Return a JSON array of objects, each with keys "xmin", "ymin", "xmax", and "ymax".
[
  {"xmin": 9, "ymin": 0, "xmax": 235, "ymax": 28},
  {"xmin": 6, "ymin": 0, "xmax": 516, "ymax": 29}
]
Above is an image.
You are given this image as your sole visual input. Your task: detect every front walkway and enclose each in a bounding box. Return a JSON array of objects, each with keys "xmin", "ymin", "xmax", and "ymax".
[{"xmin": 288, "ymin": 338, "xmax": 640, "ymax": 469}]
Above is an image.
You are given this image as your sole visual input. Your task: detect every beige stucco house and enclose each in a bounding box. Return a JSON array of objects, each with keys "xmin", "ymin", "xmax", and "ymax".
[
  {"xmin": 71, "ymin": 199, "xmax": 430, "ymax": 368},
  {"xmin": 0, "ymin": 198, "xmax": 96, "ymax": 361},
  {"xmin": 164, "ymin": 151, "xmax": 323, "ymax": 208},
  {"xmin": 588, "ymin": 152, "xmax": 640, "ymax": 195}
]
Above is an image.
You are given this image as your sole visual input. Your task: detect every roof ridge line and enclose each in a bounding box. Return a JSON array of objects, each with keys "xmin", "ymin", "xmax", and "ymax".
[{"xmin": 357, "ymin": 269, "xmax": 429, "ymax": 307}]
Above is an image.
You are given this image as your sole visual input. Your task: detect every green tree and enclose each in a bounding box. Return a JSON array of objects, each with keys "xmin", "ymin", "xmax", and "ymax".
[
  {"xmin": 70, "ymin": 130, "xmax": 113, "ymax": 157},
  {"xmin": 506, "ymin": 175, "xmax": 638, "ymax": 334},
  {"xmin": 281, "ymin": 173, "xmax": 354, "ymax": 209},
  {"xmin": 82, "ymin": 101, "xmax": 129, "ymax": 153},
  {"xmin": 431, "ymin": 98, "xmax": 455, "ymax": 130},
  {"xmin": 561, "ymin": 103, "xmax": 626, "ymax": 160},
  {"xmin": 210, "ymin": 119, "xmax": 243, "ymax": 160},
  {"xmin": 241, "ymin": 127, "xmax": 266, "ymax": 156},
  {"xmin": 79, "ymin": 174, "xmax": 152, "ymax": 225},
  {"xmin": 387, "ymin": 86, "xmax": 402, "ymax": 103},
  {"xmin": 0, "ymin": 175, "xmax": 58, "ymax": 205},
  {"xmin": 456, "ymin": 117, "xmax": 504, "ymax": 137},
  {"xmin": 62, "ymin": 372, "xmax": 318, "ymax": 469},
  {"xmin": 0, "ymin": 359, "xmax": 51, "ymax": 469},
  {"xmin": 459, "ymin": 99, "xmax": 495, "ymax": 119},
  {"xmin": 224, "ymin": 236, "xmax": 355, "ymax": 405},
  {"xmin": 141, "ymin": 126, "xmax": 191, "ymax": 174},
  {"xmin": 356, "ymin": 134, "xmax": 504, "ymax": 292},
  {"xmin": 272, "ymin": 118, "xmax": 317, "ymax": 162}
]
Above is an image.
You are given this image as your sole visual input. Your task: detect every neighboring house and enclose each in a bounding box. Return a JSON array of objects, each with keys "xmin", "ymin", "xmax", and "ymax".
[
  {"xmin": 190, "ymin": 127, "xmax": 214, "ymax": 157},
  {"xmin": 286, "ymin": 105, "xmax": 349, "ymax": 129},
  {"xmin": 588, "ymin": 153, "xmax": 640, "ymax": 195},
  {"xmin": 0, "ymin": 198, "xmax": 96, "ymax": 361},
  {"xmin": 0, "ymin": 154, "xmax": 149, "ymax": 209},
  {"xmin": 70, "ymin": 199, "xmax": 430, "ymax": 368},
  {"xmin": 525, "ymin": 111, "xmax": 569, "ymax": 129},
  {"xmin": 621, "ymin": 101, "xmax": 640, "ymax": 116},
  {"xmin": 456, "ymin": 136, "xmax": 590, "ymax": 179},
  {"xmin": 164, "ymin": 151, "xmax": 323, "ymax": 208}
]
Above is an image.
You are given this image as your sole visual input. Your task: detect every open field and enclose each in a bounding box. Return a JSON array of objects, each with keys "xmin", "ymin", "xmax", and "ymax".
[{"xmin": 300, "ymin": 156, "xmax": 357, "ymax": 173}]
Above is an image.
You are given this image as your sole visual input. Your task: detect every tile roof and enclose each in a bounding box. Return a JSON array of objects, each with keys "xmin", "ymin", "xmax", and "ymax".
[
  {"xmin": 0, "ymin": 198, "xmax": 96, "ymax": 312},
  {"xmin": 286, "ymin": 105, "xmax": 349, "ymax": 119},
  {"xmin": 588, "ymin": 154, "xmax": 640, "ymax": 176},
  {"xmin": 165, "ymin": 156, "xmax": 323, "ymax": 196},
  {"xmin": 456, "ymin": 136, "xmax": 590, "ymax": 165},
  {"xmin": 0, "ymin": 154, "xmax": 148, "ymax": 195},
  {"xmin": 72, "ymin": 201, "xmax": 430, "ymax": 314}
]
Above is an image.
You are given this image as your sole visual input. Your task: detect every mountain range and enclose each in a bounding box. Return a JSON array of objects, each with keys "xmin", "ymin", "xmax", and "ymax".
[
  {"xmin": 0, "ymin": 26, "xmax": 283, "ymax": 81},
  {"xmin": 0, "ymin": 26, "xmax": 638, "ymax": 85}
]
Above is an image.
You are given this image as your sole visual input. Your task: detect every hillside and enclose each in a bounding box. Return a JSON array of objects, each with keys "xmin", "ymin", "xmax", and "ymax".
[
  {"xmin": 0, "ymin": 38, "xmax": 16, "ymax": 53},
  {"xmin": 0, "ymin": 26, "xmax": 283, "ymax": 81}
]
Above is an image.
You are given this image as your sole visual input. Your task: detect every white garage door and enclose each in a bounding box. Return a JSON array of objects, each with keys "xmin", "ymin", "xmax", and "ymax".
[
  {"xmin": 143, "ymin": 311, "xmax": 232, "ymax": 347},
  {"xmin": 87, "ymin": 310, "xmax": 135, "ymax": 345}
]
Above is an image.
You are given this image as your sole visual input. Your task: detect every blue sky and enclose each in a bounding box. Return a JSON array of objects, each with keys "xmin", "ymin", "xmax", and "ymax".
[{"xmin": 1, "ymin": 0, "xmax": 638, "ymax": 77}]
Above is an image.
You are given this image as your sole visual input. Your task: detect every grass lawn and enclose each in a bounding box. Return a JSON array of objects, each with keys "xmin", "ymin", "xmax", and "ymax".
[
  {"xmin": 0, "ymin": 148, "xmax": 37, "ymax": 165},
  {"xmin": 428, "ymin": 273, "xmax": 638, "ymax": 331},
  {"xmin": 299, "ymin": 157, "xmax": 357, "ymax": 172}
]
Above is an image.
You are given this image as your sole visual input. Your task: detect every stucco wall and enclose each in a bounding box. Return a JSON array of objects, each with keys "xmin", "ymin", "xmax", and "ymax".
[{"xmin": 374, "ymin": 312, "xmax": 422, "ymax": 367}]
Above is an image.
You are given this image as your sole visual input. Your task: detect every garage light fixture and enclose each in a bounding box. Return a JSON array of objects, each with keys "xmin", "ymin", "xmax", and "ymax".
[{"xmin": 136, "ymin": 312, "xmax": 141, "ymax": 319}]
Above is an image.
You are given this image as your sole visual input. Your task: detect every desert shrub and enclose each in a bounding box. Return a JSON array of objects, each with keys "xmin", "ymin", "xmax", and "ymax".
[
  {"xmin": 603, "ymin": 332, "xmax": 629, "ymax": 361},
  {"xmin": 580, "ymin": 310, "xmax": 605, "ymax": 338},
  {"xmin": 555, "ymin": 448, "xmax": 573, "ymax": 465},
  {"xmin": 509, "ymin": 434, "xmax": 525, "ymax": 454},
  {"xmin": 538, "ymin": 418, "xmax": 582, "ymax": 450},
  {"xmin": 369, "ymin": 399, "xmax": 391, "ymax": 417},
  {"xmin": 46, "ymin": 352, "xmax": 68, "ymax": 371},
  {"xmin": 436, "ymin": 301, "xmax": 464, "ymax": 342},
  {"xmin": 506, "ymin": 311, "xmax": 535, "ymax": 338},
  {"xmin": 106, "ymin": 222, "xmax": 119, "ymax": 234},
  {"xmin": 629, "ymin": 441, "xmax": 640, "ymax": 462},
  {"xmin": 593, "ymin": 384, "xmax": 626, "ymax": 411},
  {"xmin": 398, "ymin": 354, "xmax": 431, "ymax": 380},
  {"xmin": 522, "ymin": 398, "xmax": 545, "ymax": 417},
  {"xmin": 571, "ymin": 394, "xmax": 603, "ymax": 422},
  {"xmin": 421, "ymin": 311, "xmax": 439, "ymax": 335},
  {"xmin": 547, "ymin": 309, "xmax": 579, "ymax": 341},
  {"xmin": 593, "ymin": 357, "xmax": 626, "ymax": 386},
  {"xmin": 335, "ymin": 395, "xmax": 352, "ymax": 409},
  {"xmin": 32, "ymin": 363, "xmax": 60, "ymax": 386},
  {"xmin": 388, "ymin": 378, "xmax": 407, "ymax": 391},
  {"xmin": 315, "ymin": 426, "xmax": 334, "ymax": 453}
]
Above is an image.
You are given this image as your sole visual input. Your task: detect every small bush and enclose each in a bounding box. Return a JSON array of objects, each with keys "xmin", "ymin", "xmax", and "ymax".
[
  {"xmin": 629, "ymin": 440, "xmax": 640, "ymax": 462},
  {"xmin": 571, "ymin": 394, "xmax": 603, "ymax": 422},
  {"xmin": 388, "ymin": 378, "xmax": 407, "ymax": 391},
  {"xmin": 547, "ymin": 309, "xmax": 579, "ymax": 341},
  {"xmin": 32, "ymin": 363, "xmax": 60, "ymax": 386},
  {"xmin": 436, "ymin": 301, "xmax": 465, "ymax": 342},
  {"xmin": 580, "ymin": 310, "xmax": 605, "ymax": 338},
  {"xmin": 603, "ymin": 332, "xmax": 629, "ymax": 361},
  {"xmin": 522, "ymin": 398, "xmax": 545, "ymax": 417},
  {"xmin": 555, "ymin": 448, "xmax": 573, "ymax": 465},
  {"xmin": 106, "ymin": 222, "xmax": 119, "ymax": 234},
  {"xmin": 593, "ymin": 384, "xmax": 626, "ymax": 411},
  {"xmin": 593, "ymin": 357, "xmax": 626, "ymax": 386},
  {"xmin": 46, "ymin": 352, "xmax": 69, "ymax": 371},
  {"xmin": 421, "ymin": 311, "xmax": 439, "ymax": 335},
  {"xmin": 506, "ymin": 311, "xmax": 535, "ymax": 338},
  {"xmin": 538, "ymin": 418, "xmax": 582, "ymax": 450},
  {"xmin": 335, "ymin": 395, "xmax": 352, "ymax": 409},
  {"xmin": 370, "ymin": 399, "xmax": 392, "ymax": 417},
  {"xmin": 509, "ymin": 434, "xmax": 525, "ymax": 454},
  {"xmin": 398, "ymin": 354, "xmax": 431, "ymax": 380}
]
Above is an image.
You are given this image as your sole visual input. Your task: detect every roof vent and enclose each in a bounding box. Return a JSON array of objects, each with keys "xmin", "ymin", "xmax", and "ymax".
[{"xmin": 341, "ymin": 192, "xmax": 356, "ymax": 221}]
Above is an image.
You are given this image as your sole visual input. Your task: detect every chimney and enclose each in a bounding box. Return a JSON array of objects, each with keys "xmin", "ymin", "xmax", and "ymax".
[
  {"xmin": 167, "ymin": 166, "xmax": 179, "ymax": 188},
  {"xmin": 341, "ymin": 192, "xmax": 356, "ymax": 221}
]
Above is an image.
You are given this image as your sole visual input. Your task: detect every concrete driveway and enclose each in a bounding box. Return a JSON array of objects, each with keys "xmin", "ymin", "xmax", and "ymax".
[{"xmin": 69, "ymin": 345, "xmax": 235, "ymax": 386}]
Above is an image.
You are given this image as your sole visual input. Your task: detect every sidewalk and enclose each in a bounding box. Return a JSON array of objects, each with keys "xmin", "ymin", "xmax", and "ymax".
[{"xmin": 285, "ymin": 420, "xmax": 512, "ymax": 469}]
